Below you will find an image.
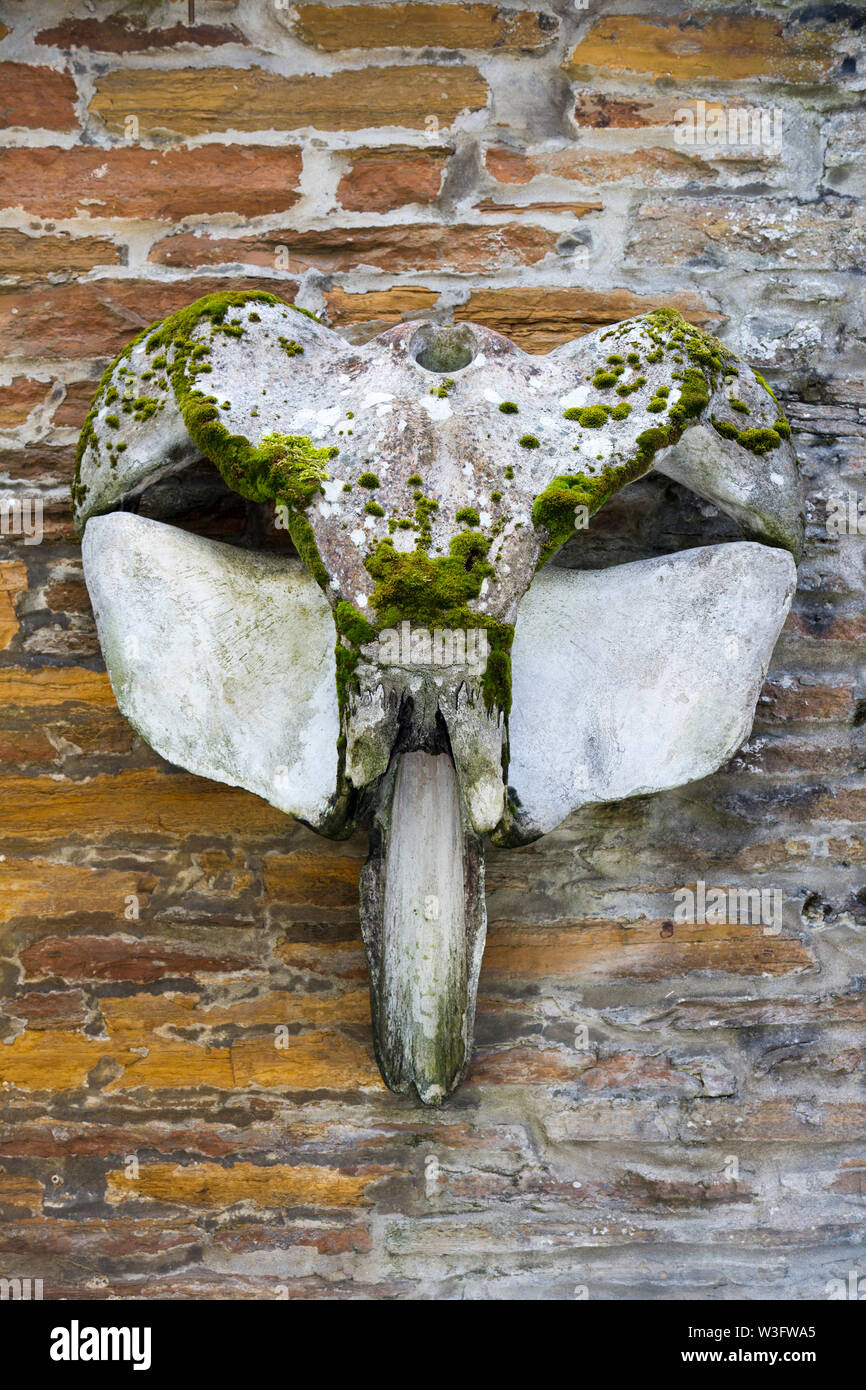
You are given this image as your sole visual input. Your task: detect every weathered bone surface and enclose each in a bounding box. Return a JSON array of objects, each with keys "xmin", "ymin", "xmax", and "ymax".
[
  {"xmin": 507, "ymin": 543, "xmax": 796, "ymax": 841},
  {"xmin": 83, "ymin": 512, "xmax": 340, "ymax": 825},
  {"xmin": 74, "ymin": 292, "xmax": 802, "ymax": 1103},
  {"xmin": 653, "ymin": 423, "xmax": 803, "ymax": 555},
  {"xmin": 360, "ymin": 751, "xmax": 486, "ymax": 1105}
]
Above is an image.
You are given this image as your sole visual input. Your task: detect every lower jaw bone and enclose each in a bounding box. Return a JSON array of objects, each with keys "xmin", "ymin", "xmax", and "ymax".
[{"xmin": 360, "ymin": 750, "xmax": 487, "ymax": 1105}]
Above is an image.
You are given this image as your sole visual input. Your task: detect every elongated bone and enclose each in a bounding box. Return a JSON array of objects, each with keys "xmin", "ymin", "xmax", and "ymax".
[{"xmin": 360, "ymin": 751, "xmax": 486, "ymax": 1104}]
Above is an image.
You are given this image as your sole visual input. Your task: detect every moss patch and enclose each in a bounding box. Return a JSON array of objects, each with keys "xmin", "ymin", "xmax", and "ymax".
[
  {"xmin": 364, "ymin": 530, "xmax": 494, "ymax": 630},
  {"xmin": 711, "ymin": 417, "xmax": 782, "ymax": 454},
  {"xmin": 533, "ymin": 308, "xmax": 751, "ymax": 564},
  {"xmin": 362, "ymin": 533, "xmax": 513, "ymax": 712}
]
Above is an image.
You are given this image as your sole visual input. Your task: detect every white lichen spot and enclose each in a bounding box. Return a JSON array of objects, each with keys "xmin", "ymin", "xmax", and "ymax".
[
  {"xmin": 421, "ymin": 395, "xmax": 452, "ymax": 422},
  {"xmin": 577, "ymin": 434, "xmax": 613, "ymax": 461},
  {"xmin": 361, "ymin": 391, "xmax": 394, "ymax": 409},
  {"xmin": 355, "ymin": 592, "xmax": 369, "ymax": 609},
  {"xmin": 560, "ymin": 385, "xmax": 591, "ymax": 411}
]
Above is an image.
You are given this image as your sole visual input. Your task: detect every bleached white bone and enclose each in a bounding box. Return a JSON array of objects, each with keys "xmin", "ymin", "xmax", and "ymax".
[
  {"xmin": 508, "ymin": 542, "xmax": 796, "ymax": 840},
  {"xmin": 83, "ymin": 512, "xmax": 340, "ymax": 826}
]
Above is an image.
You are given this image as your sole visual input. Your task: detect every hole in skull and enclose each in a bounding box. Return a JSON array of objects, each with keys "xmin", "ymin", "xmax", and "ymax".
[{"xmin": 409, "ymin": 323, "xmax": 477, "ymax": 374}]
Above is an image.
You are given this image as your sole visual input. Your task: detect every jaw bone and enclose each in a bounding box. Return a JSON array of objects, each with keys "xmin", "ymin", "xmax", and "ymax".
[{"xmin": 75, "ymin": 293, "xmax": 803, "ymax": 1103}]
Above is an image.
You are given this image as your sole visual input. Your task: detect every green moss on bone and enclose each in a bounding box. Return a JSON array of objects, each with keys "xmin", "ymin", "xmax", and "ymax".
[
  {"xmin": 144, "ymin": 291, "xmax": 336, "ymax": 515},
  {"xmin": 72, "ymin": 321, "xmax": 157, "ymax": 510},
  {"xmin": 335, "ymin": 600, "xmax": 376, "ymax": 647},
  {"xmin": 362, "ymin": 532, "xmax": 514, "ymax": 713},
  {"xmin": 481, "ymin": 626, "xmax": 513, "ymax": 715},
  {"xmin": 533, "ymin": 465, "xmax": 643, "ymax": 568},
  {"xmin": 616, "ymin": 376, "xmax": 646, "ymax": 397},
  {"xmin": 430, "ymin": 378, "xmax": 455, "ymax": 398},
  {"xmin": 754, "ymin": 371, "xmax": 778, "ymax": 402},
  {"xmin": 711, "ymin": 417, "xmax": 782, "ymax": 454},
  {"xmin": 365, "ymin": 530, "xmax": 493, "ymax": 630},
  {"xmin": 563, "ymin": 404, "xmax": 608, "ymax": 428},
  {"xmin": 73, "ymin": 291, "xmax": 283, "ymax": 519},
  {"xmin": 532, "ymin": 308, "xmax": 751, "ymax": 565},
  {"xmin": 284, "ymin": 510, "xmax": 329, "ymax": 591}
]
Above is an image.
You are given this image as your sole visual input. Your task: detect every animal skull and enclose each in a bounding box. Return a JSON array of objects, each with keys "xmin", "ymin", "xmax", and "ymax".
[{"xmin": 74, "ymin": 292, "xmax": 802, "ymax": 1104}]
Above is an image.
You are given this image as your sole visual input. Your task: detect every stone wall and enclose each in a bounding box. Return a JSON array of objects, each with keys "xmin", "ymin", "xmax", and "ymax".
[{"xmin": 0, "ymin": 0, "xmax": 864, "ymax": 1300}]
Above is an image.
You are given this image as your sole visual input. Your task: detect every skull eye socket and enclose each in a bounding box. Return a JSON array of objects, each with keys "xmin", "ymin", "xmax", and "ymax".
[{"xmin": 409, "ymin": 323, "xmax": 477, "ymax": 374}]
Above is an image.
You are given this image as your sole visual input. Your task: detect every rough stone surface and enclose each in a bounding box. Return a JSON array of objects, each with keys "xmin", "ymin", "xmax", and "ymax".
[
  {"xmin": 1, "ymin": 0, "xmax": 864, "ymax": 1301},
  {"xmin": 0, "ymin": 145, "xmax": 303, "ymax": 220},
  {"xmin": 88, "ymin": 64, "xmax": 489, "ymax": 137},
  {"xmin": 291, "ymin": 4, "xmax": 558, "ymax": 53},
  {"xmin": 336, "ymin": 146, "xmax": 451, "ymax": 213}
]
